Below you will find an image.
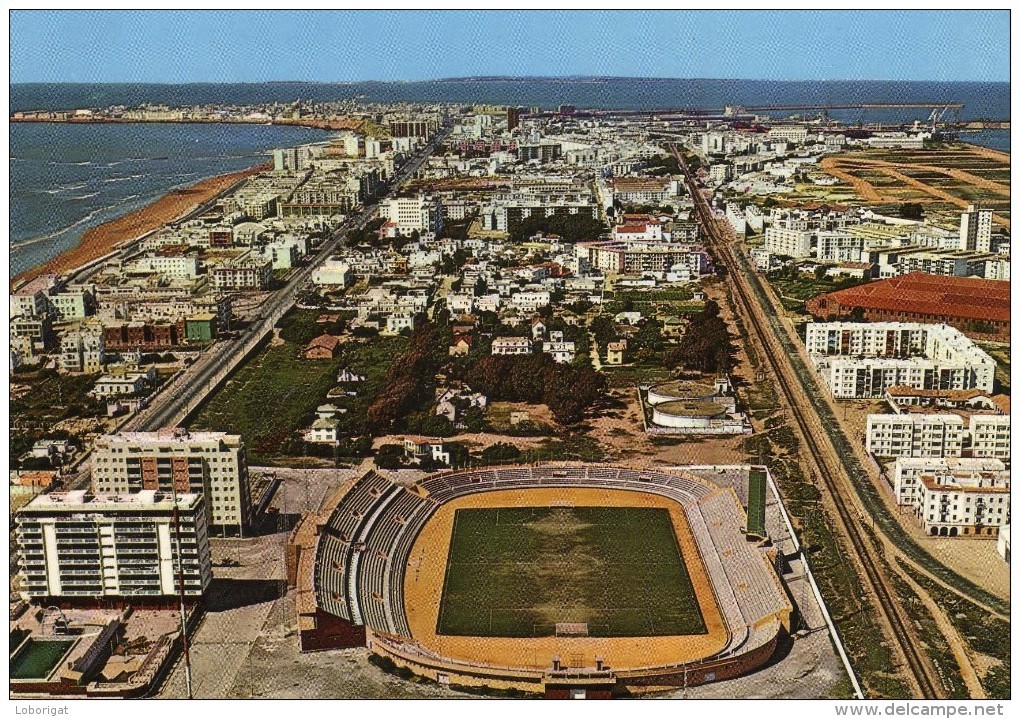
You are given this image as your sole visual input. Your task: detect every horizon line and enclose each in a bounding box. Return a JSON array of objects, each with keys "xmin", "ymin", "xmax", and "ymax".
[{"xmin": 10, "ymin": 74, "xmax": 1009, "ymax": 87}]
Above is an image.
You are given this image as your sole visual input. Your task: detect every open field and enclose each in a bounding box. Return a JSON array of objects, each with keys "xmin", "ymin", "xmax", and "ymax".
[
  {"xmin": 438, "ymin": 506, "xmax": 704, "ymax": 638},
  {"xmin": 191, "ymin": 309, "xmax": 405, "ymax": 463},
  {"xmin": 817, "ymin": 145, "xmax": 1010, "ymax": 228},
  {"xmin": 978, "ymin": 343, "xmax": 1011, "ymax": 394}
]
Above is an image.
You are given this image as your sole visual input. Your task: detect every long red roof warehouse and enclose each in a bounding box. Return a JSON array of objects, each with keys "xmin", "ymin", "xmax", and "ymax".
[{"xmin": 805, "ymin": 272, "xmax": 1010, "ymax": 337}]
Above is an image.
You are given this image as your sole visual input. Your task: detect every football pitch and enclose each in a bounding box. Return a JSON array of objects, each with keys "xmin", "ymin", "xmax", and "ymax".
[{"xmin": 437, "ymin": 506, "xmax": 707, "ymax": 638}]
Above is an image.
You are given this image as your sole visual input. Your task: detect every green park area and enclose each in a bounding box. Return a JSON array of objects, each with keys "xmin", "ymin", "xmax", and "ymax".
[{"xmin": 191, "ymin": 309, "xmax": 406, "ymax": 464}]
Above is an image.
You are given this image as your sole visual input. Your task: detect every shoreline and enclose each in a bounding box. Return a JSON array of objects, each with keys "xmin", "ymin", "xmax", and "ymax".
[
  {"xmin": 11, "ymin": 116, "xmax": 365, "ymax": 132},
  {"xmin": 11, "ymin": 163, "xmax": 269, "ymax": 289},
  {"xmin": 960, "ymin": 141, "xmax": 1010, "ymax": 162}
]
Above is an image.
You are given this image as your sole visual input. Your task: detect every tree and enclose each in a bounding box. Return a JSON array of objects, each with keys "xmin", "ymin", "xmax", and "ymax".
[
  {"xmin": 899, "ymin": 203, "xmax": 925, "ymax": 220},
  {"xmin": 480, "ymin": 442, "xmax": 521, "ymax": 464},
  {"xmin": 666, "ymin": 300, "xmax": 735, "ymax": 374},
  {"xmin": 507, "ymin": 213, "xmax": 606, "ymax": 243},
  {"xmin": 375, "ymin": 444, "xmax": 406, "ymax": 470},
  {"xmin": 589, "ymin": 315, "xmax": 618, "ymax": 350},
  {"xmin": 464, "ymin": 354, "xmax": 606, "ymax": 426}
]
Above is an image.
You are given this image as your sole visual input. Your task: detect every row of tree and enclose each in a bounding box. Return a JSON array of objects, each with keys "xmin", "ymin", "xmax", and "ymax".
[
  {"xmin": 366, "ymin": 316, "xmax": 449, "ymax": 431},
  {"xmin": 507, "ymin": 213, "xmax": 605, "ymax": 243},
  {"xmin": 464, "ymin": 353, "xmax": 606, "ymax": 425},
  {"xmin": 664, "ymin": 300, "xmax": 735, "ymax": 374}
]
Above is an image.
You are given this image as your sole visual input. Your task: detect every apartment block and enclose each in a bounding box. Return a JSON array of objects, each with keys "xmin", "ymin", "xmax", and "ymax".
[
  {"xmin": 959, "ymin": 205, "xmax": 993, "ymax": 253},
  {"xmin": 91, "ymin": 429, "xmax": 252, "ymax": 532},
  {"xmin": 892, "ymin": 457, "xmax": 1005, "ymax": 507},
  {"xmin": 15, "ymin": 490, "xmax": 212, "ymax": 601},
  {"xmin": 969, "ymin": 414, "xmax": 1011, "ymax": 462},
  {"xmin": 805, "ymin": 322, "xmax": 996, "ymax": 399},
  {"xmin": 211, "ymin": 255, "xmax": 273, "ymax": 291},
  {"xmin": 380, "ymin": 194, "xmax": 443, "ymax": 237},
  {"xmin": 491, "ymin": 337, "xmax": 533, "ymax": 356},
  {"xmin": 764, "ymin": 226, "xmax": 812, "ymax": 258},
  {"xmin": 914, "ymin": 469, "xmax": 1009, "ymax": 537},
  {"xmin": 865, "ymin": 414, "xmax": 964, "ymax": 459}
]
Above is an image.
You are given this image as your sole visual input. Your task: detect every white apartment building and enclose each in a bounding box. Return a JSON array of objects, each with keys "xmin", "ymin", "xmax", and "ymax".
[
  {"xmin": 92, "ymin": 371, "xmax": 155, "ymax": 398},
  {"xmin": 892, "ymin": 457, "xmax": 1004, "ymax": 507},
  {"xmin": 91, "ymin": 429, "xmax": 252, "ymax": 532},
  {"xmin": 311, "ymin": 259, "xmax": 354, "ymax": 287},
  {"xmin": 385, "ymin": 313, "xmax": 415, "ymax": 335},
  {"xmin": 984, "ymin": 257, "xmax": 1011, "ymax": 281},
  {"xmin": 815, "ymin": 231, "xmax": 865, "ymax": 263},
  {"xmin": 959, "ymin": 205, "xmax": 993, "ymax": 253},
  {"xmin": 969, "ymin": 414, "xmax": 1011, "ymax": 462},
  {"xmin": 10, "ymin": 282, "xmax": 50, "ymax": 319},
  {"xmin": 491, "ymin": 337, "xmax": 533, "ymax": 356},
  {"xmin": 123, "ymin": 255, "xmax": 201, "ymax": 280},
  {"xmin": 764, "ymin": 226, "xmax": 813, "ymax": 258},
  {"xmin": 380, "ymin": 194, "xmax": 443, "ymax": 237},
  {"xmin": 48, "ymin": 290, "xmax": 94, "ymax": 320},
  {"xmin": 767, "ymin": 125, "xmax": 809, "ymax": 144},
  {"xmin": 59, "ymin": 326, "xmax": 105, "ymax": 373},
  {"xmin": 15, "ymin": 490, "xmax": 212, "ymax": 600},
  {"xmin": 914, "ymin": 468, "xmax": 1009, "ymax": 537},
  {"xmin": 578, "ymin": 240, "xmax": 710, "ymax": 276},
  {"xmin": 542, "ymin": 341, "xmax": 576, "ymax": 363},
  {"xmin": 211, "ymin": 255, "xmax": 273, "ymax": 291},
  {"xmin": 866, "ymin": 414, "xmax": 964, "ymax": 459},
  {"xmin": 805, "ymin": 323, "xmax": 996, "ymax": 399},
  {"xmin": 509, "ymin": 291, "xmax": 552, "ymax": 313}
]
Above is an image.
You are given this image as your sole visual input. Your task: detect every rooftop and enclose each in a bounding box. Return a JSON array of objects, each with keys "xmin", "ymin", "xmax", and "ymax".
[
  {"xmin": 100, "ymin": 429, "xmax": 239, "ymax": 445},
  {"xmin": 21, "ymin": 489, "xmax": 201, "ymax": 512},
  {"xmin": 810, "ymin": 272, "xmax": 1010, "ymax": 323}
]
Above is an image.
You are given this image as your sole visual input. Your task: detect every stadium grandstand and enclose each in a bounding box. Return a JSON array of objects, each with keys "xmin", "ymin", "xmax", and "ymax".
[{"xmin": 289, "ymin": 464, "xmax": 793, "ymax": 697}]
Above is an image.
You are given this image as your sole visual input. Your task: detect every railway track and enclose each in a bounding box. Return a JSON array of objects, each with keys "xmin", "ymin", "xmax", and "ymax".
[{"xmin": 670, "ymin": 146, "xmax": 942, "ymax": 698}]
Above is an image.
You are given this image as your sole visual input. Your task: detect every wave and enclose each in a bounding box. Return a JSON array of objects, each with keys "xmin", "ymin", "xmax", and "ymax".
[
  {"xmin": 58, "ymin": 182, "xmax": 88, "ymax": 191},
  {"xmin": 69, "ymin": 192, "xmax": 100, "ymax": 200},
  {"xmin": 10, "ymin": 192, "xmax": 151, "ymax": 250},
  {"xmin": 102, "ymin": 175, "xmax": 140, "ymax": 183}
]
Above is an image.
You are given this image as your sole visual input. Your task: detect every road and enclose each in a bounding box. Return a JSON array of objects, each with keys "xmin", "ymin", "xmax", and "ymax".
[
  {"xmin": 124, "ymin": 127, "xmax": 451, "ymax": 434},
  {"xmin": 670, "ymin": 145, "xmax": 946, "ymax": 698}
]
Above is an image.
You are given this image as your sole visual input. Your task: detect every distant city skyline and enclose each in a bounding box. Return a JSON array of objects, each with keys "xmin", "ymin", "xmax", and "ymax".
[{"xmin": 10, "ymin": 10, "xmax": 1010, "ymax": 84}]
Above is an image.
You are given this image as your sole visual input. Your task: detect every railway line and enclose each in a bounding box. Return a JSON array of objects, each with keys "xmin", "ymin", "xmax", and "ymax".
[{"xmin": 669, "ymin": 145, "xmax": 943, "ymax": 698}]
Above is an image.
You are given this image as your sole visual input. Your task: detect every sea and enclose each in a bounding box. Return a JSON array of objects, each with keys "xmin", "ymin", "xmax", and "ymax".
[
  {"xmin": 9, "ymin": 79, "xmax": 1011, "ymax": 277},
  {"xmin": 9, "ymin": 123, "xmax": 330, "ymax": 277}
]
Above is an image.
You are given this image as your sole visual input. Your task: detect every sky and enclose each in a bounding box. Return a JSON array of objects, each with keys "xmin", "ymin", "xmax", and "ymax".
[{"xmin": 9, "ymin": 10, "xmax": 1010, "ymax": 84}]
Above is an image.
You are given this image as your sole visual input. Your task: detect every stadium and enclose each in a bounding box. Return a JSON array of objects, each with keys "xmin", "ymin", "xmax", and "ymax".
[{"xmin": 289, "ymin": 465, "xmax": 793, "ymax": 698}]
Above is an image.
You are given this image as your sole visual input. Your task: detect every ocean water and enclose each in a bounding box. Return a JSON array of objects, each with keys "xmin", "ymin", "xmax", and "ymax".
[
  {"xmin": 9, "ymin": 79, "xmax": 1009, "ymax": 277},
  {"xmin": 10, "ymin": 123, "xmax": 329, "ymax": 277},
  {"xmin": 10, "ymin": 78, "xmax": 1010, "ymax": 122}
]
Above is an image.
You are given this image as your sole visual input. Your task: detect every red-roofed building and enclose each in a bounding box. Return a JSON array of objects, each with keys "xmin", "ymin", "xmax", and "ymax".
[
  {"xmin": 302, "ymin": 334, "xmax": 341, "ymax": 359},
  {"xmin": 806, "ymin": 272, "xmax": 1009, "ymax": 340}
]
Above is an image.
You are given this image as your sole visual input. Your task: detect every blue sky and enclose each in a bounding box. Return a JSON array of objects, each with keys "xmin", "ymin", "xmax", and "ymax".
[{"xmin": 10, "ymin": 10, "xmax": 1010, "ymax": 84}]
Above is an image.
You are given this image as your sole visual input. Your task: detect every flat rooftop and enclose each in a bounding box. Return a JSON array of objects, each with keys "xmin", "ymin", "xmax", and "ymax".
[
  {"xmin": 103, "ymin": 430, "xmax": 238, "ymax": 444},
  {"xmin": 21, "ymin": 489, "xmax": 200, "ymax": 512}
]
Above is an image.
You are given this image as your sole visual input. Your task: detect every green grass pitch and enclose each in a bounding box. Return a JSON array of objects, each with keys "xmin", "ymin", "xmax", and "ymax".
[{"xmin": 437, "ymin": 506, "xmax": 707, "ymax": 638}]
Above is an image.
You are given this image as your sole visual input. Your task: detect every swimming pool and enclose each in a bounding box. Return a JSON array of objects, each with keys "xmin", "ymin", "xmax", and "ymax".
[{"xmin": 10, "ymin": 637, "xmax": 76, "ymax": 680}]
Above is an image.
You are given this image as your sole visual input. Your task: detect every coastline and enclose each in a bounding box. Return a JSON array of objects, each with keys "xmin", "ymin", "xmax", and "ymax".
[
  {"xmin": 960, "ymin": 141, "xmax": 1010, "ymax": 163},
  {"xmin": 11, "ymin": 163, "xmax": 268, "ymax": 289},
  {"xmin": 11, "ymin": 115, "xmax": 366, "ymax": 132}
]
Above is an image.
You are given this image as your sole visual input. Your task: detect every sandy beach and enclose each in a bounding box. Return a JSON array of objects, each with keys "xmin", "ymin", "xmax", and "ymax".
[{"xmin": 11, "ymin": 163, "xmax": 269, "ymax": 289}]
